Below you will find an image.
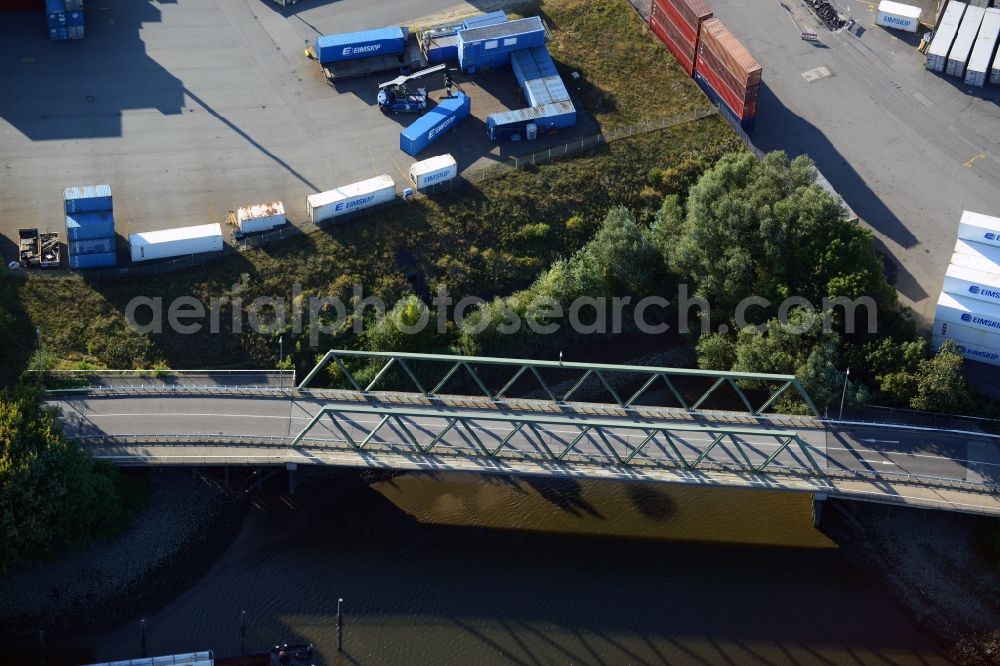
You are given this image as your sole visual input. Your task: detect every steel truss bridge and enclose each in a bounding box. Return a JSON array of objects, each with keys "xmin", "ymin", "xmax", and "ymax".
[{"xmin": 45, "ymin": 350, "xmax": 1000, "ymax": 516}]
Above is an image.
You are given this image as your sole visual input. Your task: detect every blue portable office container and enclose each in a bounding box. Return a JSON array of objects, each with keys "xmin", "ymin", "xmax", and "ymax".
[
  {"xmin": 487, "ymin": 101, "xmax": 576, "ymax": 141},
  {"xmin": 70, "ymin": 252, "xmax": 117, "ymax": 270},
  {"xmin": 462, "ymin": 11, "xmax": 507, "ymax": 31},
  {"xmin": 49, "ymin": 26, "xmax": 68, "ymax": 41},
  {"xmin": 458, "ymin": 17, "xmax": 546, "ymax": 72},
  {"xmin": 65, "ymin": 10, "xmax": 83, "ymax": 26},
  {"xmin": 69, "ymin": 237, "xmax": 115, "ymax": 256},
  {"xmin": 315, "ymin": 26, "xmax": 407, "ymax": 64},
  {"xmin": 64, "ymin": 184, "xmax": 113, "ymax": 213},
  {"xmin": 66, "ymin": 211, "xmax": 115, "ymax": 241},
  {"xmin": 694, "ymin": 72, "xmax": 755, "ymax": 132},
  {"xmin": 47, "ymin": 11, "xmax": 65, "ymax": 27},
  {"xmin": 400, "ymin": 92, "xmax": 471, "ymax": 156}
]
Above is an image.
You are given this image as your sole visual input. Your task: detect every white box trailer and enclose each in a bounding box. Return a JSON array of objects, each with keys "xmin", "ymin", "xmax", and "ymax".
[
  {"xmin": 934, "ymin": 289, "xmax": 1000, "ymax": 336},
  {"xmin": 927, "ymin": 0, "xmax": 967, "ymax": 73},
  {"xmin": 946, "ymin": 4, "xmax": 985, "ymax": 78},
  {"xmin": 130, "ymin": 223, "xmax": 224, "ymax": 263},
  {"xmin": 307, "ymin": 175, "xmax": 396, "ymax": 224},
  {"xmin": 957, "ymin": 210, "xmax": 1000, "ymax": 247},
  {"xmin": 932, "ymin": 333, "xmax": 1000, "ymax": 365},
  {"xmin": 943, "ymin": 263, "xmax": 1000, "ymax": 304},
  {"xmin": 876, "ymin": 0, "xmax": 921, "ymax": 32},
  {"xmin": 964, "ymin": 8, "xmax": 1000, "ymax": 86},
  {"xmin": 237, "ymin": 201, "xmax": 286, "ymax": 233},
  {"xmin": 933, "ymin": 316, "xmax": 1000, "ymax": 348},
  {"xmin": 409, "ymin": 154, "xmax": 458, "ymax": 190},
  {"xmin": 950, "ymin": 239, "xmax": 1000, "ymax": 278}
]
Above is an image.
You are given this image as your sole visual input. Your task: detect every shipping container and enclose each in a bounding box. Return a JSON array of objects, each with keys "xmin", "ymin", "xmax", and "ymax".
[
  {"xmin": 966, "ymin": 8, "xmax": 1000, "ymax": 86},
  {"xmin": 48, "ymin": 26, "xmax": 67, "ymax": 40},
  {"xmin": 650, "ymin": 3, "xmax": 697, "ymax": 75},
  {"xmin": 66, "ymin": 211, "xmax": 115, "ymax": 241},
  {"xmin": 927, "ymin": 1, "xmax": 967, "ymax": 72},
  {"xmin": 655, "ymin": 0, "xmax": 712, "ymax": 38},
  {"xmin": 64, "ymin": 0, "xmax": 82, "ymax": 10},
  {"xmin": 943, "ymin": 263, "xmax": 1000, "ymax": 304},
  {"xmin": 950, "ymin": 240, "xmax": 1000, "ymax": 277},
  {"xmin": 307, "ymin": 175, "xmax": 396, "ymax": 224},
  {"xmin": 67, "ymin": 25, "xmax": 83, "ymax": 39},
  {"xmin": 426, "ymin": 34, "xmax": 458, "ymax": 63},
  {"xmin": 932, "ymin": 333, "xmax": 1000, "ymax": 365},
  {"xmin": 486, "ymin": 101, "xmax": 577, "ymax": 141},
  {"xmin": 957, "ymin": 209, "xmax": 1000, "ymax": 247},
  {"xmin": 64, "ymin": 184, "xmax": 113, "ymax": 214},
  {"xmin": 46, "ymin": 10, "xmax": 64, "ymax": 26},
  {"xmin": 400, "ymin": 92, "xmax": 471, "ymax": 155},
  {"xmin": 946, "ymin": 5, "xmax": 985, "ymax": 77},
  {"xmin": 462, "ymin": 10, "xmax": 507, "ymax": 30},
  {"xmin": 315, "ymin": 26, "xmax": 407, "ymax": 65},
  {"xmin": 70, "ymin": 252, "xmax": 117, "ymax": 270},
  {"xmin": 69, "ymin": 237, "xmax": 115, "ymax": 256},
  {"xmin": 933, "ymin": 317, "xmax": 1000, "ymax": 347},
  {"xmin": 875, "ymin": 0, "xmax": 921, "ymax": 32},
  {"xmin": 511, "ymin": 47, "xmax": 570, "ymax": 108},
  {"xmin": 935, "ymin": 290, "xmax": 1000, "ymax": 336},
  {"xmin": 409, "ymin": 154, "xmax": 458, "ymax": 189},
  {"xmin": 129, "ymin": 224, "xmax": 224, "ymax": 263},
  {"xmin": 65, "ymin": 9, "xmax": 82, "ymax": 26},
  {"xmin": 695, "ymin": 18, "xmax": 761, "ymax": 127},
  {"xmin": 43, "ymin": 0, "xmax": 62, "ymax": 10},
  {"xmin": 457, "ymin": 16, "xmax": 546, "ymax": 72},
  {"xmin": 236, "ymin": 201, "xmax": 286, "ymax": 234}
]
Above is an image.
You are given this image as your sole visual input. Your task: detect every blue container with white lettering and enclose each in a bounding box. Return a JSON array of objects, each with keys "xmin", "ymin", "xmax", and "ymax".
[
  {"xmin": 70, "ymin": 252, "xmax": 117, "ymax": 270},
  {"xmin": 65, "ymin": 10, "xmax": 83, "ymax": 27},
  {"xmin": 399, "ymin": 92, "xmax": 471, "ymax": 156},
  {"xmin": 315, "ymin": 26, "xmax": 407, "ymax": 64},
  {"xmin": 65, "ymin": 184, "xmax": 113, "ymax": 213},
  {"xmin": 66, "ymin": 212, "xmax": 115, "ymax": 241},
  {"xmin": 49, "ymin": 26, "xmax": 68, "ymax": 41},
  {"xmin": 47, "ymin": 11, "xmax": 65, "ymax": 27}
]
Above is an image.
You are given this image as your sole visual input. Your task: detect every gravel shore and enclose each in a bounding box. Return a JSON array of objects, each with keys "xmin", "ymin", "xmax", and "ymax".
[
  {"xmin": 0, "ymin": 469, "xmax": 246, "ymax": 641},
  {"xmin": 820, "ymin": 499, "xmax": 1000, "ymax": 665}
]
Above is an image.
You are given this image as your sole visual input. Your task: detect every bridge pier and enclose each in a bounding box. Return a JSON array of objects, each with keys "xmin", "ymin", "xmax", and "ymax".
[
  {"xmin": 286, "ymin": 462, "xmax": 298, "ymax": 496},
  {"xmin": 812, "ymin": 492, "xmax": 828, "ymax": 528}
]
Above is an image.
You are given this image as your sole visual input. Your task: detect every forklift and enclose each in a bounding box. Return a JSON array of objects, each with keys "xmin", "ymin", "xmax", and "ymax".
[{"xmin": 377, "ymin": 64, "xmax": 447, "ymax": 114}]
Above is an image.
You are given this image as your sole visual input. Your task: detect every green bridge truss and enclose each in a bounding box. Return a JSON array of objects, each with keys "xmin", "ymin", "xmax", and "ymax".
[{"xmin": 300, "ymin": 350, "xmax": 820, "ymax": 417}]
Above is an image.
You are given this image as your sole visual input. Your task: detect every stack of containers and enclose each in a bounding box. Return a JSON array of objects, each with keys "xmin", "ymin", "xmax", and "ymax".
[
  {"xmin": 65, "ymin": 184, "xmax": 117, "ymax": 269},
  {"xmin": 945, "ymin": 4, "xmax": 985, "ymax": 78},
  {"xmin": 932, "ymin": 211, "xmax": 1000, "ymax": 365},
  {"xmin": 694, "ymin": 18, "xmax": 762, "ymax": 131},
  {"xmin": 456, "ymin": 16, "xmax": 546, "ymax": 72},
  {"xmin": 649, "ymin": 0, "xmax": 713, "ymax": 77},
  {"xmin": 45, "ymin": 0, "xmax": 84, "ymax": 41},
  {"xmin": 486, "ymin": 45, "xmax": 576, "ymax": 141},
  {"xmin": 964, "ymin": 7, "xmax": 1000, "ymax": 86},
  {"xmin": 926, "ymin": 1, "xmax": 967, "ymax": 73}
]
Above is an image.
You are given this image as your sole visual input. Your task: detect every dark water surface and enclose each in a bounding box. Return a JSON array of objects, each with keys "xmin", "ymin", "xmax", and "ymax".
[{"xmin": 65, "ymin": 473, "xmax": 950, "ymax": 665}]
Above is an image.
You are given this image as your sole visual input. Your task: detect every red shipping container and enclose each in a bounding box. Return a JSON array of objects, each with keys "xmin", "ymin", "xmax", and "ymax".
[
  {"xmin": 654, "ymin": 0, "xmax": 713, "ymax": 36},
  {"xmin": 698, "ymin": 18, "xmax": 762, "ymax": 88},
  {"xmin": 651, "ymin": 8, "xmax": 697, "ymax": 75},
  {"xmin": 653, "ymin": 0, "xmax": 698, "ymax": 46}
]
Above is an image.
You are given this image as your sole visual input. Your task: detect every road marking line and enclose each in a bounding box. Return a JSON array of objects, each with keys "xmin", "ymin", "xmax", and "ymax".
[
  {"xmin": 964, "ymin": 152, "xmax": 985, "ymax": 168},
  {"xmin": 859, "ymin": 438, "xmax": 900, "ymax": 444}
]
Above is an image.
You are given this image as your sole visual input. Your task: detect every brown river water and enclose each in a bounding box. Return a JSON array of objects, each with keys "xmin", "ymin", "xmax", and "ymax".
[{"xmin": 64, "ymin": 472, "xmax": 950, "ymax": 665}]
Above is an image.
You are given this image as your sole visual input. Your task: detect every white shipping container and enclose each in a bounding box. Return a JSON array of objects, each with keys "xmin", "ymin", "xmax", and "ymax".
[
  {"xmin": 964, "ymin": 8, "xmax": 1000, "ymax": 86},
  {"xmin": 876, "ymin": 0, "xmax": 921, "ymax": 32},
  {"xmin": 129, "ymin": 223, "xmax": 224, "ymax": 263},
  {"xmin": 932, "ymin": 316, "xmax": 1000, "ymax": 348},
  {"xmin": 957, "ymin": 209, "xmax": 1000, "ymax": 246},
  {"xmin": 927, "ymin": 1, "xmax": 967, "ymax": 73},
  {"xmin": 993, "ymin": 37, "xmax": 1000, "ymax": 84},
  {"xmin": 409, "ymin": 154, "xmax": 458, "ymax": 190},
  {"xmin": 946, "ymin": 5, "xmax": 985, "ymax": 77},
  {"xmin": 307, "ymin": 175, "xmax": 396, "ymax": 224},
  {"xmin": 932, "ymin": 333, "xmax": 1000, "ymax": 365},
  {"xmin": 934, "ymin": 290, "xmax": 1000, "ymax": 336},
  {"xmin": 943, "ymin": 263, "xmax": 1000, "ymax": 304},
  {"xmin": 237, "ymin": 201, "xmax": 286, "ymax": 233}
]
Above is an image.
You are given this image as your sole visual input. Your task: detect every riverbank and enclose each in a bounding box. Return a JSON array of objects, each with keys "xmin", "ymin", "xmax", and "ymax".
[
  {"xmin": 0, "ymin": 469, "xmax": 246, "ymax": 642},
  {"xmin": 820, "ymin": 499, "xmax": 1000, "ymax": 664}
]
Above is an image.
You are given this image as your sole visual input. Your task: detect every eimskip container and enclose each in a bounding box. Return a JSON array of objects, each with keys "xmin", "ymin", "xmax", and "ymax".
[
  {"xmin": 315, "ymin": 27, "xmax": 407, "ymax": 64},
  {"xmin": 236, "ymin": 201, "xmax": 286, "ymax": 233},
  {"xmin": 966, "ymin": 8, "xmax": 1000, "ymax": 86},
  {"xmin": 957, "ymin": 210, "xmax": 1000, "ymax": 247},
  {"xmin": 307, "ymin": 175, "xmax": 396, "ymax": 224},
  {"xmin": 64, "ymin": 184, "xmax": 112, "ymax": 213},
  {"xmin": 946, "ymin": 5, "xmax": 985, "ymax": 78},
  {"xmin": 933, "ymin": 318, "xmax": 1000, "ymax": 348},
  {"xmin": 950, "ymin": 239, "xmax": 1000, "ymax": 274},
  {"xmin": 70, "ymin": 252, "xmax": 117, "ymax": 270},
  {"xmin": 66, "ymin": 212, "xmax": 115, "ymax": 241},
  {"xmin": 400, "ymin": 92, "xmax": 471, "ymax": 156},
  {"xmin": 875, "ymin": 0, "xmax": 921, "ymax": 33},
  {"xmin": 129, "ymin": 223, "xmax": 224, "ymax": 262},
  {"xmin": 934, "ymin": 290, "xmax": 1000, "ymax": 336},
  {"xmin": 932, "ymin": 333, "xmax": 1000, "ymax": 365},
  {"xmin": 409, "ymin": 154, "xmax": 458, "ymax": 189},
  {"xmin": 927, "ymin": 1, "xmax": 967, "ymax": 72},
  {"xmin": 943, "ymin": 263, "xmax": 1000, "ymax": 305}
]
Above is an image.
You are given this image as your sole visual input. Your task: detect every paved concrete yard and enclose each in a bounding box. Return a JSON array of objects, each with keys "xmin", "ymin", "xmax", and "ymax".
[
  {"xmin": 0, "ymin": 0, "xmax": 593, "ymax": 257},
  {"xmin": 711, "ymin": 0, "xmax": 1000, "ymax": 325}
]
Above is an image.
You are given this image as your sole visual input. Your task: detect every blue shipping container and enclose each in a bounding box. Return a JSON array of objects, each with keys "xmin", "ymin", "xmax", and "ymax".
[
  {"xmin": 69, "ymin": 237, "xmax": 115, "ymax": 256},
  {"xmin": 694, "ymin": 73, "xmax": 755, "ymax": 132},
  {"xmin": 68, "ymin": 25, "xmax": 84, "ymax": 39},
  {"xmin": 49, "ymin": 26, "xmax": 68, "ymax": 41},
  {"xmin": 64, "ymin": 184, "xmax": 113, "ymax": 213},
  {"xmin": 44, "ymin": 0, "xmax": 64, "ymax": 12},
  {"xmin": 65, "ymin": 10, "xmax": 83, "ymax": 26},
  {"xmin": 47, "ymin": 11, "xmax": 65, "ymax": 27},
  {"xmin": 458, "ymin": 17, "xmax": 546, "ymax": 70},
  {"xmin": 315, "ymin": 26, "xmax": 407, "ymax": 64},
  {"xmin": 462, "ymin": 10, "xmax": 507, "ymax": 31},
  {"xmin": 400, "ymin": 92, "xmax": 471, "ymax": 156},
  {"xmin": 426, "ymin": 35, "xmax": 458, "ymax": 64},
  {"xmin": 487, "ymin": 101, "xmax": 576, "ymax": 141},
  {"xmin": 70, "ymin": 252, "xmax": 117, "ymax": 270},
  {"xmin": 66, "ymin": 212, "xmax": 115, "ymax": 241}
]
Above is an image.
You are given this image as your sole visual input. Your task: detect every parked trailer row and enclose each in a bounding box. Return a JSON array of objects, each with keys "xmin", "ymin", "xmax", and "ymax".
[
  {"xmin": 967, "ymin": 8, "xmax": 1000, "ymax": 86},
  {"xmin": 945, "ymin": 4, "xmax": 985, "ymax": 78},
  {"xmin": 927, "ymin": 1, "xmax": 967, "ymax": 72}
]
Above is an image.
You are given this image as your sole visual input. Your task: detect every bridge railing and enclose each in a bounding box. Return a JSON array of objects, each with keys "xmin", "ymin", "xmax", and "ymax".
[
  {"xmin": 38, "ymin": 368, "xmax": 295, "ymax": 390},
  {"xmin": 299, "ymin": 350, "xmax": 821, "ymax": 418}
]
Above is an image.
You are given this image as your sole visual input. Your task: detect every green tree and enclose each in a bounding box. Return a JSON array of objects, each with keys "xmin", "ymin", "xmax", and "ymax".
[
  {"xmin": 910, "ymin": 340, "xmax": 970, "ymax": 413},
  {"xmin": 695, "ymin": 333, "xmax": 736, "ymax": 371}
]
